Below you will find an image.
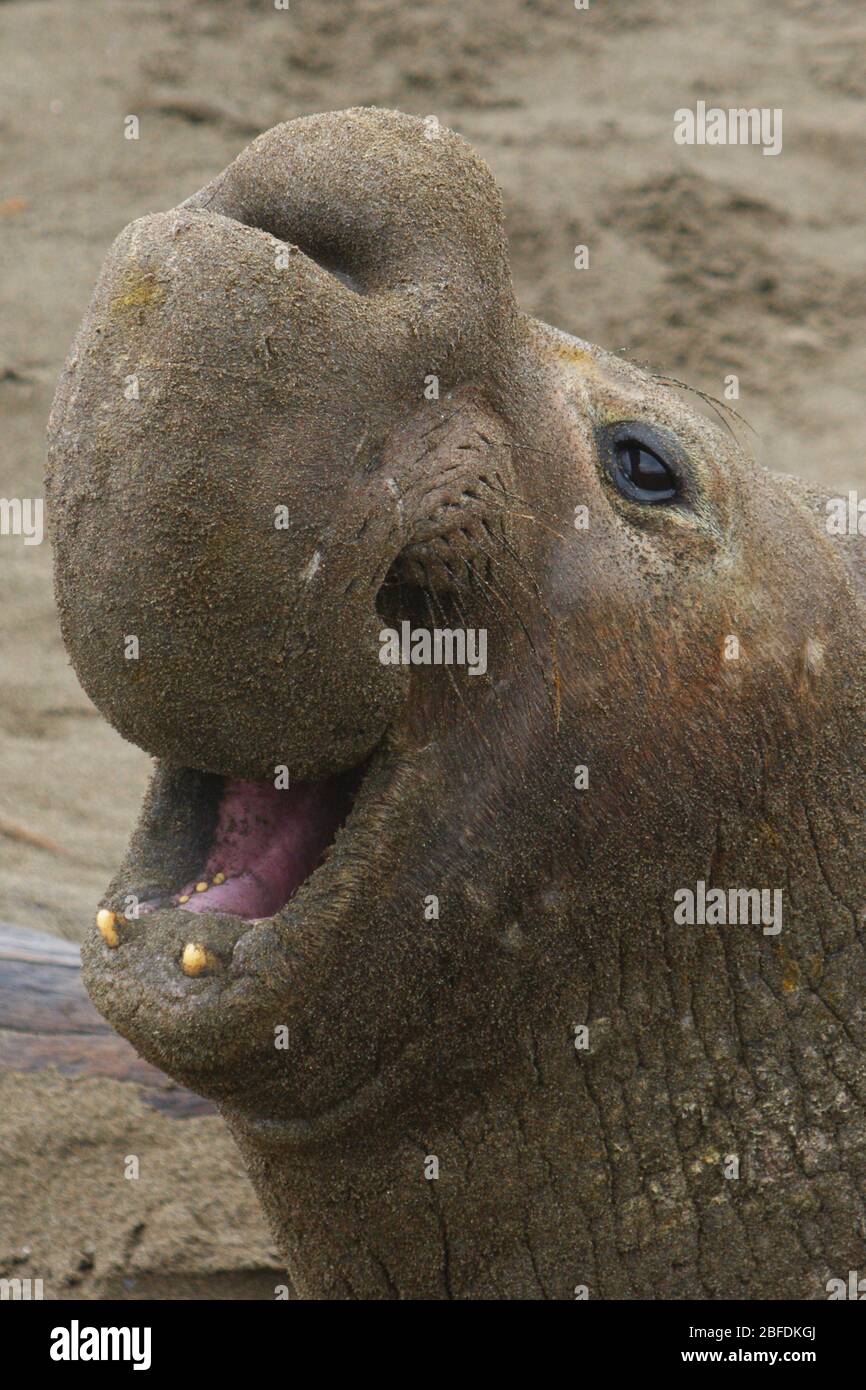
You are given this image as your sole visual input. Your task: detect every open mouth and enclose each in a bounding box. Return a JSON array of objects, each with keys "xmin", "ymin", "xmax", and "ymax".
[
  {"xmin": 85, "ymin": 739, "xmax": 403, "ymax": 1002},
  {"xmin": 140, "ymin": 769, "xmax": 363, "ymax": 924},
  {"xmin": 80, "ymin": 735, "xmax": 433, "ymax": 1126}
]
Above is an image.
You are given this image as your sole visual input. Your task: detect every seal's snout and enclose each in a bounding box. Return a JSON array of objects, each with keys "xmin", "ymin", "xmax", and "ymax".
[
  {"xmin": 46, "ymin": 108, "xmax": 518, "ymax": 784},
  {"xmin": 46, "ymin": 199, "xmax": 403, "ymax": 782}
]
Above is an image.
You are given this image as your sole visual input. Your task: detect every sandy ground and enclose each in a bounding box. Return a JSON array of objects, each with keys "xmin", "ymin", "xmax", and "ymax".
[{"xmin": 1, "ymin": 0, "xmax": 865, "ymax": 1298}]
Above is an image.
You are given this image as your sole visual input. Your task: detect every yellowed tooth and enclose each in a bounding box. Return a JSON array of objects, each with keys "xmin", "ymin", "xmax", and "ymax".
[
  {"xmin": 212, "ymin": 872, "xmax": 225, "ymax": 885},
  {"xmin": 181, "ymin": 942, "xmax": 217, "ymax": 977},
  {"xmin": 195, "ymin": 881, "xmax": 208, "ymax": 893},
  {"xmin": 178, "ymin": 894, "xmax": 190, "ymax": 904},
  {"xmin": 96, "ymin": 908, "xmax": 119, "ymax": 948}
]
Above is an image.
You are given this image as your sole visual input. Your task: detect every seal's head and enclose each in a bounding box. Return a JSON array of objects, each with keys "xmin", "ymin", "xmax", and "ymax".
[{"xmin": 49, "ymin": 109, "xmax": 866, "ymax": 1150}]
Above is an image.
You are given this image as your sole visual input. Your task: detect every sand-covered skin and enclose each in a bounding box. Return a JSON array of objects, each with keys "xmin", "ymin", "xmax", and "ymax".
[{"xmin": 2, "ymin": 0, "xmax": 865, "ymax": 1298}]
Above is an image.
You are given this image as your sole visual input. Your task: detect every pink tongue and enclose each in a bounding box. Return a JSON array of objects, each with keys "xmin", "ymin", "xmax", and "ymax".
[{"xmin": 177, "ymin": 777, "xmax": 351, "ymax": 920}]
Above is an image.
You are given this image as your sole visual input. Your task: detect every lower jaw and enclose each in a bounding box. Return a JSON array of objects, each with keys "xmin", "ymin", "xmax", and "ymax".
[{"xmin": 80, "ymin": 742, "xmax": 418, "ymax": 1105}]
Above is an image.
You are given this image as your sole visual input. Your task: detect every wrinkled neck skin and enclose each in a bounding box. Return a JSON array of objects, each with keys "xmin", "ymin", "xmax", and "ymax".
[
  {"xmin": 227, "ymin": 866, "xmax": 866, "ymax": 1300},
  {"xmin": 225, "ymin": 656, "xmax": 866, "ymax": 1301}
]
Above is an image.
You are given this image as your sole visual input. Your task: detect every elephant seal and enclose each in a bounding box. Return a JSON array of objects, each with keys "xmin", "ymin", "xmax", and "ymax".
[{"xmin": 47, "ymin": 108, "xmax": 866, "ymax": 1300}]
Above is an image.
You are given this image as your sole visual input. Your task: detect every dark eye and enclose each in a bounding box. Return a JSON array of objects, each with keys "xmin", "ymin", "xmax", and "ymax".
[{"xmin": 612, "ymin": 439, "xmax": 679, "ymax": 503}]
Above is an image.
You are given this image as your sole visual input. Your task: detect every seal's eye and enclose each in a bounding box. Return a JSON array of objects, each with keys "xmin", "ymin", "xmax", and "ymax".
[
  {"xmin": 612, "ymin": 439, "xmax": 679, "ymax": 503},
  {"xmin": 597, "ymin": 421, "xmax": 687, "ymax": 511}
]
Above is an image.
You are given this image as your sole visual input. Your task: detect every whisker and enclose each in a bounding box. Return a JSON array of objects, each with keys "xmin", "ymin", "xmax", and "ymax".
[
  {"xmin": 652, "ymin": 373, "xmax": 759, "ymax": 440},
  {"xmin": 476, "ymin": 483, "xmax": 573, "ymax": 544},
  {"xmin": 469, "ymin": 534, "xmax": 561, "ymax": 731},
  {"xmin": 422, "ymin": 585, "xmax": 494, "ymax": 754}
]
